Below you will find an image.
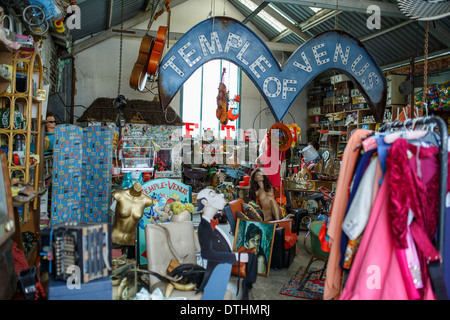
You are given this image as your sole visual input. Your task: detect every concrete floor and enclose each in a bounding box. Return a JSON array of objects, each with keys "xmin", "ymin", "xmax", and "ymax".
[{"xmin": 217, "ymin": 222, "xmax": 326, "ymax": 301}]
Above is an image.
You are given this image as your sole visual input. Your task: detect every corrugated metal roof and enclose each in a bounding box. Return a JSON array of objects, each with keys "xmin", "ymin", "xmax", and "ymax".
[
  {"xmin": 70, "ymin": 0, "xmax": 146, "ymax": 41},
  {"xmin": 68, "ymin": 0, "xmax": 448, "ymax": 69},
  {"xmin": 228, "ymin": 0, "xmax": 449, "ymax": 69}
]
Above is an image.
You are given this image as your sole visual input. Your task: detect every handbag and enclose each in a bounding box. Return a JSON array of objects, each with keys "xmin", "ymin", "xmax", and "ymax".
[{"xmin": 231, "ymin": 246, "xmax": 255, "ymax": 278}]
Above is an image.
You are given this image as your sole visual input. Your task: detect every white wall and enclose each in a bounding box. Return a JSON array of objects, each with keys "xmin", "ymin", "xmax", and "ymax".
[{"xmin": 73, "ymin": 0, "xmax": 308, "ymax": 140}]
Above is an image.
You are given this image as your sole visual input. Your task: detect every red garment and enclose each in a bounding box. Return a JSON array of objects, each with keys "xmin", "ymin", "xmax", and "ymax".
[
  {"xmin": 12, "ymin": 242, "xmax": 28, "ymax": 276},
  {"xmin": 260, "ymin": 133, "xmax": 285, "ymax": 187},
  {"xmin": 387, "ymin": 139, "xmax": 440, "ymax": 298}
]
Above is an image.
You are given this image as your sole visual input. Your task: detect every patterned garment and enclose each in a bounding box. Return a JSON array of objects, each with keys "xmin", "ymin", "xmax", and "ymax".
[{"xmin": 342, "ymin": 236, "xmax": 362, "ymax": 269}]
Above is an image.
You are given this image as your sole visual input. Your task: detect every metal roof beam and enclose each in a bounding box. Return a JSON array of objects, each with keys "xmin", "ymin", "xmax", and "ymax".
[
  {"xmin": 253, "ymin": 0, "xmax": 311, "ymax": 41},
  {"xmin": 271, "ymin": 9, "xmax": 339, "ymax": 42},
  {"xmin": 107, "ymin": 0, "xmax": 114, "ymax": 29},
  {"xmin": 359, "ymin": 19, "xmax": 415, "ymax": 42},
  {"xmin": 428, "ymin": 20, "xmax": 450, "ymax": 48},
  {"xmin": 242, "ymin": 1, "xmax": 270, "ymax": 24},
  {"xmin": 260, "ymin": 0, "xmax": 406, "ymax": 18}
]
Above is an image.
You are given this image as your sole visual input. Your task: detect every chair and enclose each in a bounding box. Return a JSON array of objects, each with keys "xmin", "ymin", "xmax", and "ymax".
[
  {"xmin": 298, "ymin": 220, "xmax": 329, "ymax": 287},
  {"xmin": 145, "ymin": 221, "xmax": 232, "ymax": 300},
  {"xmin": 224, "ymin": 198, "xmax": 303, "ymax": 269}
]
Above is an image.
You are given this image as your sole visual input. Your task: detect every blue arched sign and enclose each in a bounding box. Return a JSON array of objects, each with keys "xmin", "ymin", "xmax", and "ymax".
[{"xmin": 158, "ymin": 17, "xmax": 386, "ymax": 122}]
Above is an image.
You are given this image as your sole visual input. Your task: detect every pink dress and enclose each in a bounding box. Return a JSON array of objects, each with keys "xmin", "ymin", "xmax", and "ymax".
[
  {"xmin": 340, "ymin": 172, "xmax": 412, "ymax": 299},
  {"xmin": 340, "ymin": 139, "xmax": 439, "ymax": 300}
]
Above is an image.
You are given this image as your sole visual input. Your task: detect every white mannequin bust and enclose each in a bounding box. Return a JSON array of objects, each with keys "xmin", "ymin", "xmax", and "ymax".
[{"xmin": 197, "ymin": 188, "xmax": 248, "ymax": 263}]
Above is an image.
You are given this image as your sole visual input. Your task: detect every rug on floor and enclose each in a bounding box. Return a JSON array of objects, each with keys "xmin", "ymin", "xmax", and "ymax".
[{"xmin": 279, "ymin": 266, "xmax": 325, "ymax": 300}]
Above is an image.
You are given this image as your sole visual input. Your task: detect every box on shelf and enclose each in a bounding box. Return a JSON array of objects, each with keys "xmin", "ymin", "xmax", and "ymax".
[
  {"xmin": 309, "ymin": 86, "xmax": 325, "ymax": 96},
  {"xmin": 335, "ymin": 88, "xmax": 351, "ymax": 96},
  {"xmin": 307, "ymin": 100, "xmax": 322, "ymax": 108},
  {"xmin": 322, "ymin": 84, "xmax": 334, "ymax": 93},
  {"xmin": 335, "ymin": 96, "xmax": 350, "ymax": 104},
  {"xmin": 335, "ymin": 103, "xmax": 352, "ymax": 112},
  {"xmin": 351, "ymin": 88, "xmax": 361, "ymax": 97},
  {"xmin": 308, "ymin": 106, "xmax": 321, "ymax": 116},
  {"xmin": 352, "ymin": 95, "xmax": 366, "ymax": 104},
  {"xmin": 323, "ymin": 97, "xmax": 334, "ymax": 105},
  {"xmin": 334, "ymin": 81, "xmax": 353, "ymax": 90},
  {"xmin": 309, "ymin": 95, "xmax": 323, "ymax": 101},
  {"xmin": 321, "ymin": 104, "xmax": 335, "ymax": 114},
  {"xmin": 331, "ymin": 74, "xmax": 350, "ymax": 84}
]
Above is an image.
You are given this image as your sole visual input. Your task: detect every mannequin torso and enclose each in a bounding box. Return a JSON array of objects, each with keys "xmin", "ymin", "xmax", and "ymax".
[
  {"xmin": 112, "ymin": 182, "xmax": 153, "ymax": 245},
  {"xmin": 251, "ymin": 169, "xmax": 282, "ymax": 221}
]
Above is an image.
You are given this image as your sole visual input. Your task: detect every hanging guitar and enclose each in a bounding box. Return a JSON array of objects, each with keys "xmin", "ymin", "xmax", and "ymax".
[
  {"xmin": 148, "ymin": 0, "xmax": 171, "ymax": 76},
  {"xmin": 147, "ymin": 25, "xmax": 168, "ymax": 76},
  {"xmin": 129, "ymin": 3, "xmax": 168, "ymax": 92},
  {"xmin": 216, "ymin": 68, "xmax": 229, "ymax": 125},
  {"xmin": 129, "ymin": 34, "xmax": 155, "ymax": 92}
]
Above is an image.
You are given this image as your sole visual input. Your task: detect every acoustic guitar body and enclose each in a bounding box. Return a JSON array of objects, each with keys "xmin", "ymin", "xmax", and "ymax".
[
  {"xmin": 130, "ymin": 35, "xmax": 154, "ymax": 92},
  {"xmin": 147, "ymin": 26, "xmax": 168, "ymax": 75}
]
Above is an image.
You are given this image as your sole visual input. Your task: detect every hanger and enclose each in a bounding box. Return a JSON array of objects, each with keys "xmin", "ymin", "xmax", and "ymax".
[{"xmin": 383, "ymin": 128, "xmax": 428, "ymax": 144}]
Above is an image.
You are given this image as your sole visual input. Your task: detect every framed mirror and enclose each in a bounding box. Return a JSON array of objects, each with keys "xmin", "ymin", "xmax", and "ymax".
[{"xmin": 155, "ymin": 148, "xmax": 173, "ymax": 173}]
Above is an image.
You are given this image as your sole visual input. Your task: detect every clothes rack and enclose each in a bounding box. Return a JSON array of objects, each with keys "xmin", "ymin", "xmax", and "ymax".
[{"xmin": 379, "ymin": 115, "xmax": 448, "ymax": 299}]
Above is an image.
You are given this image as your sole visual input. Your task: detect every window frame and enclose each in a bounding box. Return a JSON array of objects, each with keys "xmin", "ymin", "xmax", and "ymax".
[{"xmin": 180, "ymin": 59, "xmax": 242, "ymax": 140}]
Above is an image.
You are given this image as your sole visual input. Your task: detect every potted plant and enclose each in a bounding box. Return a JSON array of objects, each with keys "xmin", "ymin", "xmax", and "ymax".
[{"xmin": 170, "ymin": 202, "xmax": 194, "ymax": 222}]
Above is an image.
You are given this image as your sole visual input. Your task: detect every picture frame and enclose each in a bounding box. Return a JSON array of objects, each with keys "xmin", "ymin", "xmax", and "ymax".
[
  {"xmin": 233, "ymin": 218, "xmax": 276, "ymax": 277},
  {"xmin": 0, "ymin": 150, "xmax": 15, "ymax": 246},
  {"xmin": 136, "ymin": 178, "xmax": 192, "ymax": 266},
  {"xmin": 155, "ymin": 148, "xmax": 173, "ymax": 173}
]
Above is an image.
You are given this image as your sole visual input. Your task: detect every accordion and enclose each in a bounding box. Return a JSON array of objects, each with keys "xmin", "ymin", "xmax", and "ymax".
[{"xmin": 40, "ymin": 223, "xmax": 112, "ymax": 283}]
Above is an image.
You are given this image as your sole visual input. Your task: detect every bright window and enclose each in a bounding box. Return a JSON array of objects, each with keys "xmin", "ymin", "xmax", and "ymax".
[{"xmin": 181, "ymin": 59, "xmax": 241, "ymax": 140}]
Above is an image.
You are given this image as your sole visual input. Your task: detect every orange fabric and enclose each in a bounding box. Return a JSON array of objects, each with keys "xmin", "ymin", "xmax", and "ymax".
[
  {"xmin": 323, "ymin": 129, "xmax": 371, "ymax": 300},
  {"xmin": 269, "ymin": 218, "xmax": 293, "ymax": 234},
  {"xmin": 273, "ymin": 186, "xmax": 287, "ymax": 207},
  {"xmin": 269, "ymin": 218, "xmax": 297, "ymax": 249},
  {"xmin": 228, "ymin": 198, "xmax": 245, "ymax": 220}
]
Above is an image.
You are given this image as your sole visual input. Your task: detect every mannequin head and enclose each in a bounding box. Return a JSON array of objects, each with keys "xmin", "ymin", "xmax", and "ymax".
[
  {"xmin": 132, "ymin": 182, "xmax": 142, "ymax": 193},
  {"xmin": 45, "ymin": 112, "xmax": 56, "ymax": 133},
  {"xmin": 249, "ymin": 168, "xmax": 273, "ymax": 202},
  {"xmin": 197, "ymin": 188, "xmax": 227, "ymax": 219}
]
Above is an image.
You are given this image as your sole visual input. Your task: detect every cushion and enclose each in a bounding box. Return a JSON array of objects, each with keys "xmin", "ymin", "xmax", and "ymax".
[
  {"xmin": 284, "ymin": 233, "xmax": 298, "ymax": 250},
  {"xmin": 242, "ymin": 203, "xmax": 263, "ymax": 221},
  {"xmin": 235, "ymin": 210, "xmax": 249, "ymax": 221},
  {"xmin": 248, "ymin": 200, "xmax": 261, "ymax": 210}
]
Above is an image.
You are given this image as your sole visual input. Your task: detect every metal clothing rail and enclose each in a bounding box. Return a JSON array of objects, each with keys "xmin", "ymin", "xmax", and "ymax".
[{"xmin": 379, "ymin": 115, "xmax": 448, "ymax": 299}]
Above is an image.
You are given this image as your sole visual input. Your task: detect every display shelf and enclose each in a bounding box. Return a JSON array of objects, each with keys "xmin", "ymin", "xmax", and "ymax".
[
  {"xmin": 0, "ymin": 49, "xmax": 43, "ymax": 267},
  {"xmin": 0, "ymin": 41, "xmax": 13, "ymax": 93},
  {"xmin": 307, "ymin": 103, "xmax": 405, "ymax": 159}
]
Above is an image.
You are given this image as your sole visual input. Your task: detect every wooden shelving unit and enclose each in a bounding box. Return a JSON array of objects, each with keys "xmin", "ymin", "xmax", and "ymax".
[
  {"xmin": 0, "ymin": 44, "xmax": 43, "ymax": 266},
  {"xmin": 308, "ymin": 98, "xmax": 407, "ymax": 160}
]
